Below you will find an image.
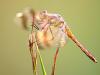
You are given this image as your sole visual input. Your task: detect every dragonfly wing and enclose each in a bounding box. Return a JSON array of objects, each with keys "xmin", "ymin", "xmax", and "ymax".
[{"xmin": 49, "ymin": 26, "xmax": 67, "ymax": 47}]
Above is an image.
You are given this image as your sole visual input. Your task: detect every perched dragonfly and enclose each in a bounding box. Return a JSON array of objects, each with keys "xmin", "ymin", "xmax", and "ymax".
[{"xmin": 15, "ymin": 8, "xmax": 97, "ymax": 75}]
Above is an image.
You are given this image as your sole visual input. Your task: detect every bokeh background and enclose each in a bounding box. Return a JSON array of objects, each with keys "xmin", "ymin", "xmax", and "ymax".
[{"xmin": 0, "ymin": 0, "xmax": 100, "ymax": 75}]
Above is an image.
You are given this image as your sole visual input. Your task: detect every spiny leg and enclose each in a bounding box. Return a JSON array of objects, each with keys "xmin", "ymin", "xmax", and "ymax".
[{"xmin": 51, "ymin": 47, "xmax": 59, "ymax": 75}]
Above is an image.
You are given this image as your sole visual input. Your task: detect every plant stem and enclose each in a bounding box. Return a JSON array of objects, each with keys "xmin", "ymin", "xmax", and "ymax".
[
  {"xmin": 51, "ymin": 47, "xmax": 59, "ymax": 75},
  {"xmin": 34, "ymin": 32, "xmax": 47, "ymax": 75}
]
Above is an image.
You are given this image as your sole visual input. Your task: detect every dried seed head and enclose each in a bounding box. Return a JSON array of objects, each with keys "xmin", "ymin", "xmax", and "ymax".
[
  {"xmin": 16, "ymin": 12, "xmax": 23, "ymax": 18},
  {"xmin": 15, "ymin": 8, "xmax": 36, "ymax": 30},
  {"xmin": 23, "ymin": 7, "xmax": 35, "ymax": 23},
  {"xmin": 15, "ymin": 12, "xmax": 28, "ymax": 30}
]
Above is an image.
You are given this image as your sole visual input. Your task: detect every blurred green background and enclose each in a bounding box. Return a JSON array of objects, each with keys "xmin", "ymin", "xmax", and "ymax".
[{"xmin": 0, "ymin": 0, "xmax": 100, "ymax": 75}]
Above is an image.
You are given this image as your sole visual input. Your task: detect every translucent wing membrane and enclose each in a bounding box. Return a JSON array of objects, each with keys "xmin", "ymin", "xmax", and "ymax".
[{"xmin": 36, "ymin": 26, "xmax": 67, "ymax": 49}]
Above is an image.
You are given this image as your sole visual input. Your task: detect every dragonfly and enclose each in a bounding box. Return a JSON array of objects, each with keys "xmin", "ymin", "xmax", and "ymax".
[{"xmin": 15, "ymin": 8, "xmax": 97, "ymax": 75}]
